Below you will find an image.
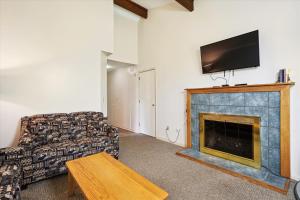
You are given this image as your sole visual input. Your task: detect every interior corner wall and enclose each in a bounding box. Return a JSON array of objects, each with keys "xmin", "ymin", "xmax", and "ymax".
[
  {"xmin": 0, "ymin": 0, "xmax": 114, "ymax": 147},
  {"xmin": 107, "ymin": 67, "xmax": 139, "ymax": 132},
  {"xmin": 101, "ymin": 52, "xmax": 110, "ymax": 117},
  {"xmin": 138, "ymin": 0, "xmax": 300, "ymax": 180}
]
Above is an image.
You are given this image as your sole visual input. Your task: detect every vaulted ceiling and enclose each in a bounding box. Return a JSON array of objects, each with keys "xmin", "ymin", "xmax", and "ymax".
[{"xmin": 114, "ymin": 0, "xmax": 194, "ymax": 19}]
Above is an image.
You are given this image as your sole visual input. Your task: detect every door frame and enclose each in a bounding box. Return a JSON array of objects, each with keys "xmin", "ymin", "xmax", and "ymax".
[{"xmin": 138, "ymin": 69, "xmax": 156, "ymax": 137}]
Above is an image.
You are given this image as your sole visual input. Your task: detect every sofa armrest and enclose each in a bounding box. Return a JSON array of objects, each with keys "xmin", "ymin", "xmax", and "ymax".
[
  {"xmin": 18, "ymin": 116, "xmax": 34, "ymax": 149},
  {"xmin": 0, "ymin": 147, "xmax": 24, "ymax": 166},
  {"xmin": 88, "ymin": 121, "xmax": 119, "ymax": 142},
  {"xmin": 106, "ymin": 126, "xmax": 119, "ymax": 159},
  {"xmin": 88, "ymin": 121, "xmax": 113, "ymax": 137},
  {"xmin": 108, "ymin": 126, "xmax": 119, "ymax": 139},
  {"xmin": 87, "ymin": 121, "xmax": 119, "ymax": 158},
  {"xmin": 0, "ymin": 163, "xmax": 22, "ymax": 200}
]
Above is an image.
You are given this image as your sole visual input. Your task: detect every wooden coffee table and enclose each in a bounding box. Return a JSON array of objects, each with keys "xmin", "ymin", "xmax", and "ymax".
[{"xmin": 66, "ymin": 152, "xmax": 168, "ymax": 200}]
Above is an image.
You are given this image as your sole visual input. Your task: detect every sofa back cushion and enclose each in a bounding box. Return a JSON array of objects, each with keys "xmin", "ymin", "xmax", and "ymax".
[
  {"xmin": 19, "ymin": 112, "xmax": 104, "ymax": 147},
  {"xmin": 25, "ymin": 113, "xmax": 69, "ymax": 147},
  {"xmin": 68, "ymin": 112, "xmax": 89, "ymax": 140},
  {"xmin": 86, "ymin": 112, "xmax": 107, "ymax": 137},
  {"xmin": 70, "ymin": 112, "xmax": 104, "ymax": 138}
]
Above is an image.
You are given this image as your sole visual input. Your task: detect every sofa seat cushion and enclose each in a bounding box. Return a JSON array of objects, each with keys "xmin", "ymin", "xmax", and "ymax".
[
  {"xmin": 69, "ymin": 125, "xmax": 87, "ymax": 140},
  {"xmin": 73, "ymin": 137, "xmax": 92, "ymax": 152},
  {"xmin": 91, "ymin": 136, "xmax": 112, "ymax": 146},
  {"xmin": 0, "ymin": 164, "xmax": 21, "ymax": 200},
  {"xmin": 69, "ymin": 112, "xmax": 89, "ymax": 140},
  {"xmin": 51, "ymin": 140, "xmax": 80, "ymax": 157},
  {"xmin": 32, "ymin": 145, "xmax": 56, "ymax": 163},
  {"xmin": 73, "ymin": 137, "xmax": 112, "ymax": 154}
]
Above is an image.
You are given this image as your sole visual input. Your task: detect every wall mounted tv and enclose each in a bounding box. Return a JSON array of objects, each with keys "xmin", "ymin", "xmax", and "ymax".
[{"xmin": 200, "ymin": 30, "xmax": 260, "ymax": 74}]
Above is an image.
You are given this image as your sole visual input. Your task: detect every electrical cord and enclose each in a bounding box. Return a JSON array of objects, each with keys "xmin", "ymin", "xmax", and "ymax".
[
  {"xmin": 165, "ymin": 128, "xmax": 180, "ymax": 144},
  {"xmin": 295, "ymin": 181, "xmax": 300, "ymax": 200},
  {"xmin": 210, "ymin": 70, "xmax": 231, "ymax": 85}
]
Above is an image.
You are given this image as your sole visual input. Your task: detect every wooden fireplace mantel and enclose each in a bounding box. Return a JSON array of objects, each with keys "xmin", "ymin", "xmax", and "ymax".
[
  {"xmin": 185, "ymin": 82, "xmax": 295, "ymax": 93},
  {"xmin": 185, "ymin": 82, "xmax": 295, "ymax": 178}
]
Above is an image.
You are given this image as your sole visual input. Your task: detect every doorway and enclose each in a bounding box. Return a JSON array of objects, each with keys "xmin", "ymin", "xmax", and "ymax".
[
  {"xmin": 138, "ymin": 69, "xmax": 156, "ymax": 137},
  {"xmin": 107, "ymin": 60, "xmax": 139, "ymax": 133}
]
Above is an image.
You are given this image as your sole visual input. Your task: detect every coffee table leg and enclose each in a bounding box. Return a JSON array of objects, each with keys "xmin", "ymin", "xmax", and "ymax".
[{"xmin": 68, "ymin": 173, "xmax": 75, "ymax": 197}]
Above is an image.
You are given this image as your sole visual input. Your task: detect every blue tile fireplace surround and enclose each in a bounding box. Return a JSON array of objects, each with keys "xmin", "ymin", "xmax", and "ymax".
[
  {"xmin": 192, "ymin": 92, "xmax": 280, "ymax": 173},
  {"xmin": 177, "ymin": 83, "xmax": 294, "ymax": 193}
]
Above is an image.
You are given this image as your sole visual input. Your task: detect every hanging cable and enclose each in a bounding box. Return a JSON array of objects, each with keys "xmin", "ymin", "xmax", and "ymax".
[
  {"xmin": 210, "ymin": 70, "xmax": 232, "ymax": 85},
  {"xmin": 165, "ymin": 128, "xmax": 180, "ymax": 144}
]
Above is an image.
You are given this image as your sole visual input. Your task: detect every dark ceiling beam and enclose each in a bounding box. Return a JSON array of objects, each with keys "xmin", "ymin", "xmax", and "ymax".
[
  {"xmin": 114, "ymin": 0, "xmax": 148, "ymax": 19},
  {"xmin": 175, "ymin": 0, "xmax": 194, "ymax": 12}
]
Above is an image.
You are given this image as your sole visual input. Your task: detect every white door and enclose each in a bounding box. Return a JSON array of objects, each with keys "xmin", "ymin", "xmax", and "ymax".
[{"xmin": 139, "ymin": 70, "xmax": 156, "ymax": 137}]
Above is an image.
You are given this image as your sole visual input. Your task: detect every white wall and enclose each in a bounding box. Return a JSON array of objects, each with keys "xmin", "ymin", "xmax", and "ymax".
[
  {"xmin": 109, "ymin": 6, "xmax": 139, "ymax": 64},
  {"xmin": 138, "ymin": 0, "xmax": 300, "ymax": 180},
  {"xmin": 107, "ymin": 66, "xmax": 139, "ymax": 132},
  {"xmin": 107, "ymin": 6, "xmax": 139, "ymax": 132},
  {"xmin": 0, "ymin": 0, "xmax": 114, "ymax": 147}
]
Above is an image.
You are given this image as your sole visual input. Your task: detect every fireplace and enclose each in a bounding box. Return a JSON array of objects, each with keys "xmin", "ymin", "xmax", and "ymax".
[
  {"xmin": 177, "ymin": 83, "xmax": 293, "ymax": 193},
  {"xmin": 199, "ymin": 113, "xmax": 261, "ymax": 169}
]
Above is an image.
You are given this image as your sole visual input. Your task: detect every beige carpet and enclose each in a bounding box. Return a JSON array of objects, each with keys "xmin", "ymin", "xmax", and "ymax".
[{"xmin": 22, "ymin": 133, "xmax": 296, "ymax": 200}]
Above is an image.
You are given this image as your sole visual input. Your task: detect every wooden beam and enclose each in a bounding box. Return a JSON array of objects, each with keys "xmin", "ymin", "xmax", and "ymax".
[
  {"xmin": 175, "ymin": 0, "xmax": 194, "ymax": 11},
  {"xmin": 114, "ymin": 0, "xmax": 148, "ymax": 19}
]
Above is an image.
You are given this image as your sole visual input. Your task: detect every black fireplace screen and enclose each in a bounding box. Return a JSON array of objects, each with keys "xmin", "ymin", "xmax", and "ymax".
[{"xmin": 204, "ymin": 120, "xmax": 253, "ymax": 159}]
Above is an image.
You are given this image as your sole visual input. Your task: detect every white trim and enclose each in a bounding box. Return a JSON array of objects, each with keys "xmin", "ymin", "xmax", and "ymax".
[
  {"xmin": 138, "ymin": 69, "xmax": 156, "ymax": 137},
  {"xmin": 115, "ymin": 126, "xmax": 139, "ymax": 133},
  {"xmin": 110, "ymin": 123, "xmax": 139, "ymax": 134}
]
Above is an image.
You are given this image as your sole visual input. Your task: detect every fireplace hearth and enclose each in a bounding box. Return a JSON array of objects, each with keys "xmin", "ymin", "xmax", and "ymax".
[{"xmin": 200, "ymin": 113, "xmax": 260, "ymax": 169}]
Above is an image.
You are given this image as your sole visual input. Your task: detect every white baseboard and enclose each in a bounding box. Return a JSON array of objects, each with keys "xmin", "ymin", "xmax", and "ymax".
[
  {"xmin": 156, "ymin": 136, "xmax": 185, "ymax": 147},
  {"xmin": 113, "ymin": 125, "xmax": 139, "ymax": 134},
  {"xmin": 111, "ymin": 123, "xmax": 185, "ymax": 147}
]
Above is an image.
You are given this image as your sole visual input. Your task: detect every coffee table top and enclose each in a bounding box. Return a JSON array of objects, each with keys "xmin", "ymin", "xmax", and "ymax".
[{"xmin": 66, "ymin": 152, "xmax": 168, "ymax": 200}]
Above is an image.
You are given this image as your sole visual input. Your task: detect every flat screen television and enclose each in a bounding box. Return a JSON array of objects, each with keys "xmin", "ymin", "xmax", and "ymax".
[{"xmin": 200, "ymin": 30, "xmax": 260, "ymax": 74}]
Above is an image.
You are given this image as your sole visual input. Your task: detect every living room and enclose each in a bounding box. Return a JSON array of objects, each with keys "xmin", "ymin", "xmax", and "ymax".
[{"xmin": 0, "ymin": 0, "xmax": 299, "ymax": 200}]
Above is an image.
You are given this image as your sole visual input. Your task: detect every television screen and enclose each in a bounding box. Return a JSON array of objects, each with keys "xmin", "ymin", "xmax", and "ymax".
[{"xmin": 200, "ymin": 30, "xmax": 260, "ymax": 74}]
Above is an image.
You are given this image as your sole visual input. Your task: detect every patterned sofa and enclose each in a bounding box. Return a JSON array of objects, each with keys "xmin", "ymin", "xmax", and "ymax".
[
  {"xmin": 0, "ymin": 112, "xmax": 119, "ymax": 191},
  {"xmin": 0, "ymin": 147, "xmax": 22, "ymax": 200}
]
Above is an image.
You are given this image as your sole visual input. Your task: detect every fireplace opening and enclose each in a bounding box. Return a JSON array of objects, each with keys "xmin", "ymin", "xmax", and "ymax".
[
  {"xmin": 200, "ymin": 113, "xmax": 261, "ymax": 169},
  {"xmin": 204, "ymin": 120, "xmax": 253, "ymax": 159}
]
